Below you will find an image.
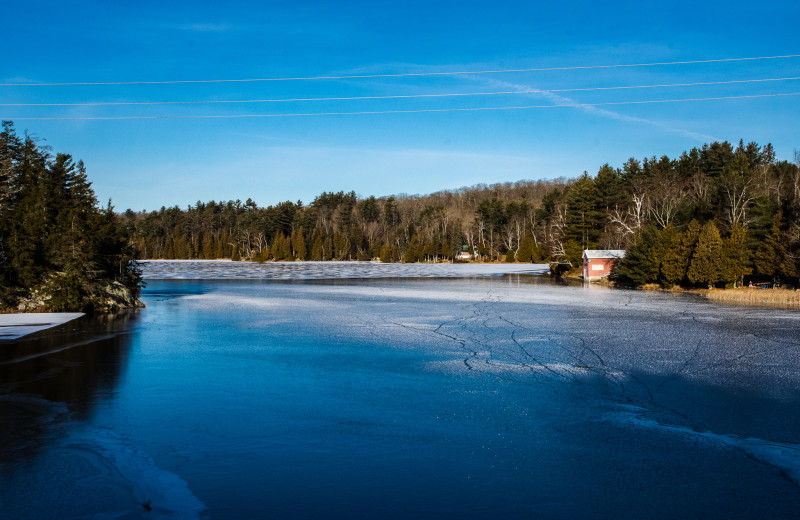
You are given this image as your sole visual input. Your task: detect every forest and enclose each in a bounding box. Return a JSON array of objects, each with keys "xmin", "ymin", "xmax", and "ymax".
[
  {"xmin": 124, "ymin": 139, "xmax": 800, "ymax": 289},
  {"xmin": 3, "ymin": 117, "xmax": 799, "ymax": 304},
  {"xmin": 0, "ymin": 122, "xmax": 141, "ymax": 311}
]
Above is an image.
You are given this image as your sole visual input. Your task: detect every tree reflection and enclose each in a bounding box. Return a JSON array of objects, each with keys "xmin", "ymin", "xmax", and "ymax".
[{"xmin": 0, "ymin": 311, "xmax": 137, "ymax": 464}]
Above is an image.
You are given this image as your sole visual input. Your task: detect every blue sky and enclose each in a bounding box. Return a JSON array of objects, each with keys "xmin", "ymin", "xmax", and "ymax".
[{"xmin": 3, "ymin": 0, "xmax": 799, "ymax": 211}]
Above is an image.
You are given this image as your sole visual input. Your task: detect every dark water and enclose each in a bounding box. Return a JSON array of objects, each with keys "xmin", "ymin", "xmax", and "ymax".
[{"xmin": 2, "ymin": 263, "xmax": 800, "ymax": 519}]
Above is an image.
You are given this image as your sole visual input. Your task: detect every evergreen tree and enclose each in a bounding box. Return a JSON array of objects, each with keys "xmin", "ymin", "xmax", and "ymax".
[
  {"xmin": 279, "ymin": 233, "xmax": 292, "ymax": 260},
  {"xmin": 322, "ymin": 235, "xmax": 334, "ymax": 260},
  {"xmin": 720, "ymin": 222, "xmax": 750, "ymax": 287},
  {"xmin": 311, "ymin": 232, "xmax": 324, "ymax": 261},
  {"xmin": 402, "ymin": 234, "xmax": 422, "ymax": 263},
  {"xmin": 0, "ymin": 122, "xmax": 141, "ymax": 310},
  {"xmin": 383, "ymin": 197, "xmax": 399, "ymax": 229},
  {"xmin": 476, "ymin": 199, "xmax": 507, "ymax": 259},
  {"xmin": 333, "ymin": 231, "xmax": 349, "ymax": 259},
  {"xmin": 753, "ymin": 216, "xmax": 794, "ymax": 280},
  {"xmin": 101, "ymin": 134, "xmax": 794, "ymax": 288},
  {"xmin": 688, "ymin": 221, "xmax": 724, "ymax": 288},
  {"xmin": 516, "ymin": 235, "xmax": 535, "ymax": 263},
  {"xmin": 594, "ymin": 164, "xmax": 625, "ymax": 211},
  {"xmin": 659, "ymin": 224, "xmax": 688, "ymax": 287},
  {"xmin": 610, "ymin": 226, "xmax": 662, "ymax": 285},
  {"xmin": 562, "ymin": 239, "xmax": 583, "ymax": 268},
  {"xmin": 379, "ymin": 243, "xmax": 392, "ymax": 263},
  {"xmin": 202, "ymin": 233, "xmax": 215, "ymax": 259},
  {"xmin": 292, "ymin": 228, "xmax": 308, "ymax": 260},
  {"xmin": 564, "ymin": 172, "xmax": 601, "ymax": 252}
]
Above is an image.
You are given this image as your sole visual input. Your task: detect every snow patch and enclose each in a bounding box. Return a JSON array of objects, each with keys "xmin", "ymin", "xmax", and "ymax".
[{"xmin": 0, "ymin": 313, "xmax": 84, "ymax": 340}]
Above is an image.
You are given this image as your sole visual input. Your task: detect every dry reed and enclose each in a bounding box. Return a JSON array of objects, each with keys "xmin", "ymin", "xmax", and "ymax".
[{"xmin": 702, "ymin": 288, "xmax": 800, "ymax": 307}]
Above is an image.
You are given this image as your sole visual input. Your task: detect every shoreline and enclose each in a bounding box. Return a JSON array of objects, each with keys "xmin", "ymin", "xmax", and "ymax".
[
  {"xmin": 563, "ymin": 269, "xmax": 800, "ymax": 308},
  {"xmin": 0, "ymin": 313, "xmax": 84, "ymax": 340},
  {"xmin": 698, "ymin": 287, "xmax": 800, "ymax": 307},
  {"xmin": 605, "ymin": 279, "xmax": 799, "ymax": 308}
]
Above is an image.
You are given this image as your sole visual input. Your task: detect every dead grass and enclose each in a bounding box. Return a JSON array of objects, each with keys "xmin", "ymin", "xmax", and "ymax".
[
  {"xmin": 702, "ymin": 288, "xmax": 800, "ymax": 307},
  {"xmin": 639, "ymin": 283, "xmax": 662, "ymax": 291}
]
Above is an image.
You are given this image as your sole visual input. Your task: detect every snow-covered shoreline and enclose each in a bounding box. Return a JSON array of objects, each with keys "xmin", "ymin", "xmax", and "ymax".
[{"xmin": 0, "ymin": 313, "xmax": 84, "ymax": 340}]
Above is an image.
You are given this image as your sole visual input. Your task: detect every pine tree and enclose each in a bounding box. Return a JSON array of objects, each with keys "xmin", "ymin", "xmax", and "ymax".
[
  {"xmin": 753, "ymin": 216, "xmax": 794, "ymax": 280},
  {"xmin": 201, "ymin": 233, "xmax": 215, "ymax": 259},
  {"xmin": 516, "ymin": 235, "xmax": 535, "ymax": 262},
  {"xmin": 562, "ymin": 239, "xmax": 583, "ymax": 268},
  {"xmin": 661, "ymin": 220, "xmax": 701, "ymax": 286},
  {"xmin": 8, "ymin": 134, "xmax": 50, "ymax": 288},
  {"xmin": 292, "ymin": 228, "xmax": 308, "ymax": 260},
  {"xmin": 322, "ymin": 236, "xmax": 333, "ymax": 260},
  {"xmin": 564, "ymin": 172, "xmax": 601, "ymax": 252},
  {"xmin": 279, "ymin": 233, "xmax": 292, "ymax": 260},
  {"xmin": 721, "ymin": 222, "xmax": 750, "ymax": 287},
  {"xmin": 379, "ymin": 243, "xmax": 392, "ymax": 262},
  {"xmin": 594, "ymin": 164, "xmax": 625, "ymax": 211},
  {"xmin": 657, "ymin": 225, "xmax": 682, "ymax": 286},
  {"xmin": 688, "ymin": 221, "xmax": 724, "ymax": 288},
  {"xmin": 611, "ymin": 226, "xmax": 661, "ymax": 285},
  {"xmin": 439, "ymin": 238, "xmax": 451, "ymax": 261},
  {"xmin": 0, "ymin": 123, "xmax": 21, "ymax": 290},
  {"xmin": 402, "ymin": 234, "xmax": 421, "ymax": 263},
  {"xmin": 311, "ymin": 232, "xmax": 323, "ymax": 261},
  {"xmin": 333, "ymin": 231, "xmax": 349, "ymax": 260},
  {"xmin": 217, "ymin": 232, "xmax": 228, "ymax": 259},
  {"xmin": 0, "ymin": 123, "xmax": 141, "ymax": 310}
]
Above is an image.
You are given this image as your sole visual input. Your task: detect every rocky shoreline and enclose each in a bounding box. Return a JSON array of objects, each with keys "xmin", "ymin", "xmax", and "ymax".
[{"xmin": 2, "ymin": 279, "xmax": 144, "ymax": 314}]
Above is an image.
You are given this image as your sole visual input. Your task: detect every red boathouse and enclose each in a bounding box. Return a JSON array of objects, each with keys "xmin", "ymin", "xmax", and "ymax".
[{"xmin": 582, "ymin": 250, "xmax": 625, "ymax": 281}]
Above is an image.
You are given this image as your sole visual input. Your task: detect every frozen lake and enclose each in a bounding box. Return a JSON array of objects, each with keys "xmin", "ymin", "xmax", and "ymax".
[
  {"xmin": 138, "ymin": 259, "xmax": 551, "ymax": 279},
  {"xmin": 0, "ymin": 312, "xmax": 84, "ymax": 340},
  {"xmin": 2, "ymin": 261, "xmax": 800, "ymax": 519}
]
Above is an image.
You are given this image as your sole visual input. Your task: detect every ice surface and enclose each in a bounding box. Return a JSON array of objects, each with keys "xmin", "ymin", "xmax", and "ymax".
[
  {"xmin": 140, "ymin": 259, "xmax": 550, "ymax": 280},
  {"xmin": 0, "ymin": 313, "xmax": 84, "ymax": 340},
  {"xmin": 0, "ymin": 426, "xmax": 206, "ymax": 519},
  {"xmin": 79, "ymin": 428, "xmax": 207, "ymax": 519},
  {"xmin": 613, "ymin": 409, "xmax": 800, "ymax": 486},
  {"xmin": 4, "ymin": 262, "xmax": 800, "ymax": 518}
]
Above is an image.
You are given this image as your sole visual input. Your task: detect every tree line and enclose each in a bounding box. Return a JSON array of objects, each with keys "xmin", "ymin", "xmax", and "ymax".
[
  {"xmin": 0, "ymin": 122, "xmax": 141, "ymax": 311},
  {"xmin": 3, "ymin": 116, "xmax": 797, "ymax": 298},
  {"xmin": 123, "ymin": 181, "xmax": 564, "ymax": 264},
  {"xmin": 124, "ymin": 139, "xmax": 800, "ymax": 288}
]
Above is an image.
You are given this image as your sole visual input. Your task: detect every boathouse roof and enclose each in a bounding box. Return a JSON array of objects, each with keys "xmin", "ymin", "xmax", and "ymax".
[{"xmin": 583, "ymin": 249, "xmax": 626, "ymax": 259}]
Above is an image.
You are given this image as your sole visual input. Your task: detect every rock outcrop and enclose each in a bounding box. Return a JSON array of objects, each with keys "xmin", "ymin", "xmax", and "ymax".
[{"xmin": 11, "ymin": 274, "xmax": 144, "ymax": 313}]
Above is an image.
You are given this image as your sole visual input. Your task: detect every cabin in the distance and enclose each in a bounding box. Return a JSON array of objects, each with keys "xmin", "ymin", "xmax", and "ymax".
[{"xmin": 583, "ymin": 250, "xmax": 625, "ymax": 281}]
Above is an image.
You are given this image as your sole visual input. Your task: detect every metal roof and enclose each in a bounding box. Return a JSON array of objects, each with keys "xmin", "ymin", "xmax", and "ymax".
[{"xmin": 583, "ymin": 249, "xmax": 626, "ymax": 259}]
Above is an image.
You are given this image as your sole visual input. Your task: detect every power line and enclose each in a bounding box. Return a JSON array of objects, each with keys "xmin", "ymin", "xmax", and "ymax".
[
  {"xmin": 4, "ymin": 92, "xmax": 798, "ymax": 120},
  {"xmin": 2, "ymin": 54, "xmax": 799, "ymax": 87},
  {"xmin": 2, "ymin": 76, "xmax": 798, "ymax": 107}
]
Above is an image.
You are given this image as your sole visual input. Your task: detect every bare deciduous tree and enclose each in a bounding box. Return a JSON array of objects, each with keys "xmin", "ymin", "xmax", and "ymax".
[{"xmin": 647, "ymin": 174, "xmax": 684, "ymax": 228}]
